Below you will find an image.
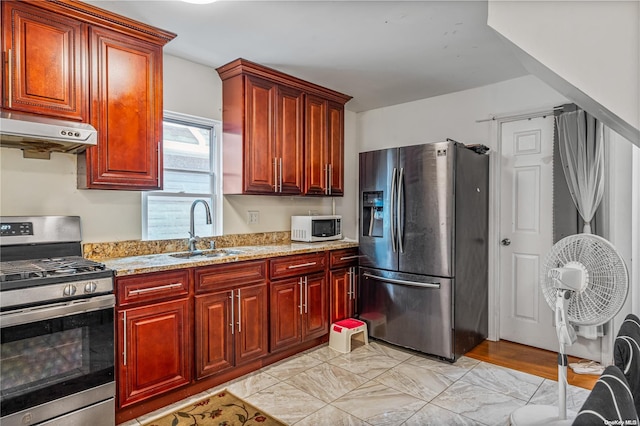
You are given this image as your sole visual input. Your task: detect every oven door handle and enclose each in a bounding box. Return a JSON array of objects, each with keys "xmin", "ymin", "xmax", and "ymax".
[{"xmin": 0, "ymin": 294, "xmax": 115, "ymax": 328}]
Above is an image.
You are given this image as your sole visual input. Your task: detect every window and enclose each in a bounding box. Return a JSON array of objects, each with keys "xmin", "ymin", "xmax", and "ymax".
[{"xmin": 142, "ymin": 111, "xmax": 222, "ymax": 240}]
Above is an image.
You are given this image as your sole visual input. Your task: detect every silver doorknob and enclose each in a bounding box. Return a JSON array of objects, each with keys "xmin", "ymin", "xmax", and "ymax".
[{"xmin": 501, "ymin": 238, "xmax": 511, "ymax": 246}]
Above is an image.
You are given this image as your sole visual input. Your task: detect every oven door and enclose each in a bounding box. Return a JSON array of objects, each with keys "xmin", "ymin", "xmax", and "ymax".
[{"xmin": 0, "ymin": 294, "xmax": 115, "ymax": 425}]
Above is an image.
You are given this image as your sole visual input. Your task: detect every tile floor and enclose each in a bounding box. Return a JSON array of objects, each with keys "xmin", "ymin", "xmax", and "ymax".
[{"xmin": 121, "ymin": 341, "xmax": 591, "ymax": 426}]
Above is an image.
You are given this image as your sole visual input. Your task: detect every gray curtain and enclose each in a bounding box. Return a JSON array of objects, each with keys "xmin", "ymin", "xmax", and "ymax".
[{"xmin": 553, "ymin": 104, "xmax": 606, "ymax": 340}]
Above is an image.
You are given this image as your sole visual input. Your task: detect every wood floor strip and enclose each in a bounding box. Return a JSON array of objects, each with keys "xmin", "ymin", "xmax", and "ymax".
[{"xmin": 466, "ymin": 340, "xmax": 599, "ymax": 390}]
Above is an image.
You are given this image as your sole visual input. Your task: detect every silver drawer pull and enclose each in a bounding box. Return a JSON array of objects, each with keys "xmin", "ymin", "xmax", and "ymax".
[
  {"xmin": 339, "ymin": 255, "xmax": 360, "ymax": 261},
  {"xmin": 129, "ymin": 283, "xmax": 183, "ymax": 295},
  {"xmin": 287, "ymin": 262, "xmax": 317, "ymax": 269}
]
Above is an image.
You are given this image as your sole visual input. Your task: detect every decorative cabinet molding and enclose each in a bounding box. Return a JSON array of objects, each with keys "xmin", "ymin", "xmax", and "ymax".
[{"xmin": 217, "ymin": 58, "xmax": 351, "ymax": 196}]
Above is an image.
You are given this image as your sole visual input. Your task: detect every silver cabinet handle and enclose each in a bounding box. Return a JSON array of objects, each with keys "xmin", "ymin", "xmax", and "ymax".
[
  {"xmin": 362, "ymin": 272, "xmax": 440, "ymax": 289},
  {"xmin": 328, "ymin": 164, "xmax": 333, "ymax": 195},
  {"xmin": 325, "ymin": 164, "xmax": 329, "ymax": 195},
  {"xmin": 273, "ymin": 158, "xmax": 277, "ymax": 192},
  {"xmin": 339, "ymin": 255, "xmax": 361, "ymax": 261},
  {"xmin": 352, "ymin": 267, "xmax": 357, "ymax": 300},
  {"xmin": 236, "ymin": 289, "xmax": 242, "ymax": 333},
  {"xmin": 397, "ymin": 167, "xmax": 405, "ymax": 253},
  {"xmin": 7, "ymin": 49, "xmax": 13, "ymax": 108},
  {"xmin": 390, "ymin": 167, "xmax": 398, "ymax": 253},
  {"xmin": 279, "ymin": 157, "xmax": 283, "ymax": 192},
  {"xmin": 229, "ymin": 290, "xmax": 234, "ymax": 335},
  {"xmin": 128, "ymin": 282, "xmax": 183, "ymax": 295},
  {"xmin": 288, "ymin": 262, "xmax": 317, "ymax": 269},
  {"xmin": 304, "ymin": 276, "xmax": 308, "ymax": 314},
  {"xmin": 122, "ymin": 311, "xmax": 127, "ymax": 366},
  {"xmin": 298, "ymin": 278, "xmax": 303, "ymax": 314},
  {"xmin": 346, "ymin": 269, "xmax": 353, "ymax": 298}
]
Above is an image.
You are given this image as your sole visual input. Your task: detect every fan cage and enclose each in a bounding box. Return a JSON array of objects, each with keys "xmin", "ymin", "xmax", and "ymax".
[{"xmin": 541, "ymin": 234, "xmax": 628, "ymax": 326}]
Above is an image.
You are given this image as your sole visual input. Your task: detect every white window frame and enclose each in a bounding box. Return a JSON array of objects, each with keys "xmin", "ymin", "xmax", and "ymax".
[{"xmin": 142, "ymin": 111, "xmax": 222, "ymax": 240}]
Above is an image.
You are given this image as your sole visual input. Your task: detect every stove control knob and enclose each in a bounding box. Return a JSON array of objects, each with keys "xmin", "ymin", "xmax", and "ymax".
[
  {"xmin": 85, "ymin": 281, "xmax": 98, "ymax": 293},
  {"xmin": 63, "ymin": 284, "xmax": 77, "ymax": 297}
]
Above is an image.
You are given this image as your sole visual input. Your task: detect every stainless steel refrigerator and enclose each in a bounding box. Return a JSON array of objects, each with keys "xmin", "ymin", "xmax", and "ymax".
[{"xmin": 358, "ymin": 140, "xmax": 489, "ymax": 361}]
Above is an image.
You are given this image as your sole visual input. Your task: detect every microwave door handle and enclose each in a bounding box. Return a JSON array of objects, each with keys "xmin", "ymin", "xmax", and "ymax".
[{"xmin": 390, "ymin": 167, "xmax": 397, "ymax": 253}]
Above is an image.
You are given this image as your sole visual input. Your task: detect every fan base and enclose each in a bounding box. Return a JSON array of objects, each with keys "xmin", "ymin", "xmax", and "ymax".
[{"xmin": 510, "ymin": 405, "xmax": 575, "ymax": 425}]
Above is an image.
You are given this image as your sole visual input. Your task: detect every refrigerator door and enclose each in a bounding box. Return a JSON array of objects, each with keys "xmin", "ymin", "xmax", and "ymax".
[
  {"xmin": 359, "ymin": 148, "xmax": 398, "ymax": 272},
  {"xmin": 398, "ymin": 142, "xmax": 455, "ymax": 277},
  {"xmin": 358, "ymin": 267, "xmax": 453, "ymax": 360}
]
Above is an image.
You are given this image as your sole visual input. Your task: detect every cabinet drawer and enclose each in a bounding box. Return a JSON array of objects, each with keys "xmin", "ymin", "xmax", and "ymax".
[
  {"xmin": 117, "ymin": 269, "xmax": 190, "ymax": 305},
  {"xmin": 329, "ymin": 248, "xmax": 359, "ymax": 269},
  {"xmin": 270, "ymin": 252, "xmax": 327, "ymax": 280},
  {"xmin": 195, "ymin": 260, "xmax": 267, "ymax": 293}
]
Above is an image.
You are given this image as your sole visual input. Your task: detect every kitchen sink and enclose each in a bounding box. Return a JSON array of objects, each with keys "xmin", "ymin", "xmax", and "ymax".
[{"xmin": 169, "ymin": 249, "xmax": 244, "ymax": 259}]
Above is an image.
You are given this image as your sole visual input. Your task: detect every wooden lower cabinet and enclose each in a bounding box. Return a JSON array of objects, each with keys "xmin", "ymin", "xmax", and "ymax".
[
  {"xmin": 329, "ymin": 266, "xmax": 357, "ymax": 323},
  {"xmin": 195, "ymin": 282, "xmax": 268, "ymax": 379},
  {"xmin": 270, "ymin": 272, "xmax": 328, "ymax": 352},
  {"xmin": 329, "ymin": 248, "xmax": 359, "ymax": 323},
  {"xmin": 118, "ymin": 298, "xmax": 191, "ymax": 408}
]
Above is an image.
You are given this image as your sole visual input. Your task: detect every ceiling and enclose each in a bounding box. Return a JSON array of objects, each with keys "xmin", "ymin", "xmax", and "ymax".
[{"xmin": 85, "ymin": 0, "xmax": 528, "ymax": 112}]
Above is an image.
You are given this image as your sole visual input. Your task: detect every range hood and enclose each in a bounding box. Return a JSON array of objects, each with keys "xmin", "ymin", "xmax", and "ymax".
[{"xmin": 0, "ymin": 111, "xmax": 97, "ymax": 159}]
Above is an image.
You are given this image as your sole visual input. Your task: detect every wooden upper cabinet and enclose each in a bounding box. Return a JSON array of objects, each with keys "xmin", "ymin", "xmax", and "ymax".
[
  {"xmin": 275, "ymin": 85, "xmax": 304, "ymax": 194},
  {"xmin": 327, "ymin": 101, "xmax": 345, "ymax": 196},
  {"xmin": 243, "ymin": 75, "xmax": 277, "ymax": 193},
  {"xmin": 1, "ymin": 0, "xmax": 176, "ymax": 190},
  {"xmin": 79, "ymin": 26, "xmax": 163, "ymax": 189},
  {"xmin": 2, "ymin": 1, "xmax": 87, "ymax": 121},
  {"xmin": 217, "ymin": 58, "xmax": 351, "ymax": 196}
]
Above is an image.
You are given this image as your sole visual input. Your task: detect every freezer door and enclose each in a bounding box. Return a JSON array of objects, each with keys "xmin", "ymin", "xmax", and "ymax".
[
  {"xmin": 398, "ymin": 142, "xmax": 454, "ymax": 277},
  {"xmin": 358, "ymin": 267, "xmax": 453, "ymax": 360},
  {"xmin": 359, "ymin": 148, "xmax": 398, "ymax": 271}
]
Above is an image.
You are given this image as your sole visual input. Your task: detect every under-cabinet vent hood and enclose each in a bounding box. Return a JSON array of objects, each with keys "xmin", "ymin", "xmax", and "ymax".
[{"xmin": 0, "ymin": 111, "xmax": 97, "ymax": 159}]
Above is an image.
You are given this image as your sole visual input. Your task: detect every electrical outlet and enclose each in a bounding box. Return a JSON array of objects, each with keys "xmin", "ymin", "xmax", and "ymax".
[{"xmin": 247, "ymin": 210, "xmax": 259, "ymax": 224}]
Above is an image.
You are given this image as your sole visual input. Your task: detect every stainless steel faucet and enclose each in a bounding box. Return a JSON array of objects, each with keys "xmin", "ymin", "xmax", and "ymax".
[{"xmin": 188, "ymin": 199, "xmax": 212, "ymax": 253}]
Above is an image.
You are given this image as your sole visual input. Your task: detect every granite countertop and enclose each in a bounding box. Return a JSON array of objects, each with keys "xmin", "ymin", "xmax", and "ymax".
[{"xmin": 101, "ymin": 239, "xmax": 359, "ymax": 277}]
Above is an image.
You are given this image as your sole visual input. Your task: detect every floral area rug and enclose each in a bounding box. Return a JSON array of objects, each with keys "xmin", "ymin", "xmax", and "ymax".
[{"xmin": 142, "ymin": 390, "xmax": 286, "ymax": 426}]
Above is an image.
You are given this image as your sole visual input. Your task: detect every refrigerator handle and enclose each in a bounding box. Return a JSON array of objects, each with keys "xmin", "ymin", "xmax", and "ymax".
[
  {"xmin": 390, "ymin": 167, "xmax": 398, "ymax": 253},
  {"xmin": 363, "ymin": 272, "xmax": 440, "ymax": 289},
  {"xmin": 397, "ymin": 167, "xmax": 405, "ymax": 253}
]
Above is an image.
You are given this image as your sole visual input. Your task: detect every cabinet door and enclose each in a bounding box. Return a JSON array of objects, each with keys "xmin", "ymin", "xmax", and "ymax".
[
  {"xmin": 2, "ymin": 1, "xmax": 87, "ymax": 120},
  {"xmin": 327, "ymin": 101, "xmax": 345, "ymax": 196},
  {"xmin": 303, "ymin": 272, "xmax": 328, "ymax": 341},
  {"xmin": 275, "ymin": 85, "xmax": 303, "ymax": 194},
  {"xmin": 330, "ymin": 268, "xmax": 350, "ymax": 324},
  {"xmin": 82, "ymin": 26, "xmax": 162, "ymax": 189},
  {"xmin": 304, "ymin": 94, "xmax": 328, "ymax": 195},
  {"xmin": 244, "ymin": 75, "xmax": 276, "ymax": 193},
  {"xmin": 235, "ymin": 283, "xmax": 269, "ymax": 365},
  {"xmin": 195, "ymin": 291, "xmax": 234, "ymax": 379},
  {"xmin": 270, "ymin": 277, "xmax": 302, "ymax": 352},
  {"xmin": 119, "ymin": 298, "xmax": 191, "ymax": 408}
]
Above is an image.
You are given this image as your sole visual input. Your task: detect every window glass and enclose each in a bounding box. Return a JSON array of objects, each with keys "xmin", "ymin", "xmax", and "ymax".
[{"xmin": 142, "ymin": 112, "xmax": 221, "ymax": 240}]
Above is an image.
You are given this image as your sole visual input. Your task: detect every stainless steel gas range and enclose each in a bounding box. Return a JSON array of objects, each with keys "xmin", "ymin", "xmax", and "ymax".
[{"xmin": 0, "ymin": 216, "xmax": 115, "ymax": 426}]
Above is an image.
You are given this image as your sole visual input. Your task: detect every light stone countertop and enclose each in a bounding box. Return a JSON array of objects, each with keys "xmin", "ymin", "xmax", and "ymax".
[{"xmin": 101, "ymin": 239, "xmax": 359, "ymax": 277}]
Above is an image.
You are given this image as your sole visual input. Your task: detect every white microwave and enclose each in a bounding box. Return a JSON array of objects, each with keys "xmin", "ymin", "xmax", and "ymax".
[{"xmin": 291, "ymin": 215, "xmax": 342, "ymax": 242}]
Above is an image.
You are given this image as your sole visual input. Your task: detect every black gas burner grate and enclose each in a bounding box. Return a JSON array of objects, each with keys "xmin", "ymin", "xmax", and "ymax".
[{"xmin": 0, "ymin": 256, "xmax": 107, "ymax": 282}]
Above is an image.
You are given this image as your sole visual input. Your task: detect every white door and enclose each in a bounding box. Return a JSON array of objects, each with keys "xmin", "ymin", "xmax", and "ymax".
[{"xmin": 499, "ymin": 116, "xmax": 557, "ymax": 351}]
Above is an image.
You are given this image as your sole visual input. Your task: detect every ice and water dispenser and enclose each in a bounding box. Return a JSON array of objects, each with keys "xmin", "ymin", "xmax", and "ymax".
[{"xmin": 362, "ymin": 191, "xmax": 384, "ymax": 237}]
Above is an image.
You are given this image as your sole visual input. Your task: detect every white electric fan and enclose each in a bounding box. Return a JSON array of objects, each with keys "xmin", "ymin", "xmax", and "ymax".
[{"xmin": 510, "ymin": 234, "xmax": 629, "ymax": 426}]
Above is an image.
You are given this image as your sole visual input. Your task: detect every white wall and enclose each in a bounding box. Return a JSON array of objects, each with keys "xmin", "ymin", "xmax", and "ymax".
[
  {"xmin": 357, "ymin": 75, "xmax": 567, "ymax": 153},
  {"xmin": 0, "ymin": 54, "xmax": 352, "ymax": 243},
  {"xmin": 487, "ymin": 0, "xmax": 640, "ymax": 147}
]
